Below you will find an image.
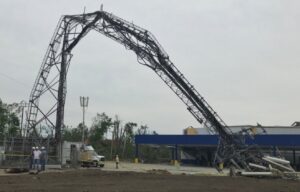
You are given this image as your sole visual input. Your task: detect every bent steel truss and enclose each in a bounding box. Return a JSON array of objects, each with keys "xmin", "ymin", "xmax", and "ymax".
[{"xmin": 26, "ymin": 10, "xmax": 266, "ymax": 170}]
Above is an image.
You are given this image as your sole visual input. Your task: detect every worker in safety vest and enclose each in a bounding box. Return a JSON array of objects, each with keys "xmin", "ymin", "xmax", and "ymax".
[{"xmin": 115, "ymin": 155, "xmax": 119, "ymax": 169}]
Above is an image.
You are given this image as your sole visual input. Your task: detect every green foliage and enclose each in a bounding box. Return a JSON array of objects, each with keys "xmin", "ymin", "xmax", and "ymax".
[
  {"xmin": 89, "ymin": 113, "xmax": 112, "ymax": 144},
  {"xmin": 62, "ymin": 111, "xmax": 166, "ymax": 162},
  {"xmin": 0, "ymin": 97, "xmax": 170, "ymax": 163},
  {"xmin": 0, "ymin": 99, "xmax": 20, "ymax": 139},
  {"xmin": 123, "ymin": 122, "xmax": 137, "ymax": 143},
  {"xmin": 135, "ymin": 124, "xmax": 149, "ymax": 135},
  {"xmin": 119, "ymin": 122, "xmax": 137, "ymax": 158},
  {"xmin": 63, "ymin": 125, "xmax": 83, "ymax": 142},
  {"xmin": 134, "ymin": 124, "xmax": 169, "ymax": 163},
  {"xmin": 139, "ymin": 145, "xmax": 171, "ymax": 163},
  {"xmin": 85, "ymin": 113, "xmax": 113, "ymax": 158}
]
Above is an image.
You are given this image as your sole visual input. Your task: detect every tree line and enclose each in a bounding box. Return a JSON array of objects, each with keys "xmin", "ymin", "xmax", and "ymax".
[
  {"xmin": 63, "ymin": 112, "xmax": 167, "ymax": 161},
  {"xmin": 0, "ymin": 98, "xmax": 169, "ymax": 162}
]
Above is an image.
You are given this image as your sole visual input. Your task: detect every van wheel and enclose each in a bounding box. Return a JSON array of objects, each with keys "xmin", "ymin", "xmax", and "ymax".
[{"xmin": 93, "ymin": 161, "xmax": 98, "ymax": 167}]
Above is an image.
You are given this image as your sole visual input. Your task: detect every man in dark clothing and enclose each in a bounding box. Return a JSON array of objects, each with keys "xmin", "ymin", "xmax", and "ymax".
[
  {"xmin": 29, "ymin": 147, "xmax": 35, "ymax": 170},
  {"xmin": 40, "ymin": 146, "xmax": 47, "ymax": 171}
]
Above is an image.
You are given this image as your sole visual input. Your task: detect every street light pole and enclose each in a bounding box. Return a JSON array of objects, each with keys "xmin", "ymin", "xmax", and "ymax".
[{"xmin": 80, "ymin": 96, "xmax": 89, "ymax": 145}]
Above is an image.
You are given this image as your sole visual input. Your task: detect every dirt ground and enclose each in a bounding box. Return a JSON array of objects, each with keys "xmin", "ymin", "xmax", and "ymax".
[{"xmin": 0, "ymin": 169, "xmax": 299, "ymax": 192}]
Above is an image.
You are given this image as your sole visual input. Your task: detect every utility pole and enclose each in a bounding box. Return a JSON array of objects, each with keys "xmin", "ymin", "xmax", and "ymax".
[
  {"xmin": 19, "ymin": 100, "xmax": 28, "ymax": 160},
  {"xmin": 80, "ymin": 96, "xmax": 89, "ymax": 146},
  {"xmin": 19, "ymin": 100, "xmax": 28, "ymax": 136},
  {"xmin": 56, "ymin": 23, "xmax": 69, "ymax": 165}
]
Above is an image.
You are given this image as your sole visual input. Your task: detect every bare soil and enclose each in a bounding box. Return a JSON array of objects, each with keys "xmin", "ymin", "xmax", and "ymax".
[{"xmin": 0, "ymin": 169, "xmax": 299, "ymax": 192}]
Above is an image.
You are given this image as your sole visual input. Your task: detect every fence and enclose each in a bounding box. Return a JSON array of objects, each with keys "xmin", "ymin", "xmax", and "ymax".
[{"xmin": 0, "ymin": 137, "xmax": 59, "ymax": 168}]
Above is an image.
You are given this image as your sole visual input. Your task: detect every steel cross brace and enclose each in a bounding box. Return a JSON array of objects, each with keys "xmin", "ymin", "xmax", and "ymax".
[{"xmin": 25, "ymin": 11, "xmax": 262, "ymax": 169}]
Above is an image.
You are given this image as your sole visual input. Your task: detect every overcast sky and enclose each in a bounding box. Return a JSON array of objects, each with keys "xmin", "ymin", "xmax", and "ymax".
[{"xmin": 0, "ymin": 0, "xmax": 299, "ymax": 134}]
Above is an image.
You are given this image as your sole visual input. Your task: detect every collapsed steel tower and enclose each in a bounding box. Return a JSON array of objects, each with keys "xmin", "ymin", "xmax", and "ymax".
[{"xmin": 25, "ymin": 10, "xmax": 298, "ymax": 178}]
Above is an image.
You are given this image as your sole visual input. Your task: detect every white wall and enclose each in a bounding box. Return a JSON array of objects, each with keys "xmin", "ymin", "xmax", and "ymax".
[
  {"xmin": 62, "ymin": 141, "xmax": 82, "ymax": 165},
  {"xmin": 195, "ymin": 125, "xmax": 300, "ymax": 135}
]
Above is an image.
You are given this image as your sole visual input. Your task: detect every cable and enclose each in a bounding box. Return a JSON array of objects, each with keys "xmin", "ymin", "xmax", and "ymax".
[{"xmin": 0, "ymin": 72, "xmax": 31, "ymax": 89}]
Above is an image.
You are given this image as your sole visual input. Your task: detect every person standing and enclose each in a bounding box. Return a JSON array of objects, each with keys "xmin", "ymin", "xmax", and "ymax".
[
  {"xmin": 115, "ymin": 155, "xmax": 119, "ymax": 169},
  {"xmin": 29, "ymin": 147, "xmax": 35, "ymax": 170},
  {"xmin": 33, "ymin": 146, "xmax": 41, "ymax": 171},
  {"xmin": 40, "ymin": 146, "xmax": 47, "ymax": 171}
]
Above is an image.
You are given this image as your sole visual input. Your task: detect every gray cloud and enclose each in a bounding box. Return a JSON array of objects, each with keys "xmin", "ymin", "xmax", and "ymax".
[{"xmin": 0, "ymin": 0, "xmax": 299, "ymax": 134}]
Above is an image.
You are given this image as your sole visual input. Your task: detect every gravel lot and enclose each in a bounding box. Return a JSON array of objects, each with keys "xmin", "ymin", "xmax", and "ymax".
[{"xmin": 0, "ymin": 162, "xmax": 299, "ymax": 192}]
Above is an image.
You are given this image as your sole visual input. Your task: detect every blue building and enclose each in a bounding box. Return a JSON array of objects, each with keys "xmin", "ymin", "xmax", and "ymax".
[{"xmin": 135, "ymin": 122, "xmax": 300, "ymax": 169}]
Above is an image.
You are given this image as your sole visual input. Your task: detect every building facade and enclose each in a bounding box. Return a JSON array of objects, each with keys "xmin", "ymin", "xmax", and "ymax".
[{"xmin": 135, "ymin": 122, "xmax": 300, "ymax": 170}]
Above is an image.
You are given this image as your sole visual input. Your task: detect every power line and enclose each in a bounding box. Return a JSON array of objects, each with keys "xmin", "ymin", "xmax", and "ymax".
[{"xmin": 0, "ymin": 72, "xmax": 31, "ymax": 89}]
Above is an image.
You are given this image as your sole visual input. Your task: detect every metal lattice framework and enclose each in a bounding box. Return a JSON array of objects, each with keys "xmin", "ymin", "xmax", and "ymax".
[{"xmin": 25, "ymin": 10, "xmax": 276, "ymax": 172}]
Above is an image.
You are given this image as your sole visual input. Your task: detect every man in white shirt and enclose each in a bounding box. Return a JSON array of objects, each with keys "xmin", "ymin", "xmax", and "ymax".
[{"xmin": 33, "ymin": 147, "xmax": 41, "ymax": 171}]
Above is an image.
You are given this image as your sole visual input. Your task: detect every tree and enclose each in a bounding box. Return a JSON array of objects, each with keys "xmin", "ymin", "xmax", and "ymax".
[
  {"xmin": 7, "ymin": 113, "xmax": 20, "ymax": 136},
  {"xmin": 0, "ymin": 99, "xmax": 20, "ymax": 139},
  {"xmin": 63, "ymin": 124, "xmax": 85, "ymax": 142},
  {"xmin": 136, "ymin": 124, "xmax": 149, "ymax": 135},
  {"xmin": 66, "ymin": 112, "xmax": 161, "ymax": 161},
  {"xmin": 89, "ymin": 113, "xmax": 113, "ymax": 143},
  {"xmin": 122, "ymin": 122, "xmax": 137, "ymax": 157},
  {"xmin": 111, "ymin": 115, "xmax": 121, "ymax": 156},
  {"xmin": 124, "ymin": 122, "xmax": 137, "ymax": 143}
]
